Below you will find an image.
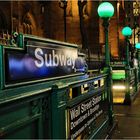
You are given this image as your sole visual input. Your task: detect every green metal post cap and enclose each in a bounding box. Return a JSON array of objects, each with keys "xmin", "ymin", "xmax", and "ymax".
[
  {"xmin": 122, "ymin": 26, "xmax": 132, "ymax": 37},
  {"xmin": 135, "ymin": 43, "xmax": 140, "ymax": 49},
  {"xmin": 97, "ymin": 2, "xmax": 114, "ymax": 18}
]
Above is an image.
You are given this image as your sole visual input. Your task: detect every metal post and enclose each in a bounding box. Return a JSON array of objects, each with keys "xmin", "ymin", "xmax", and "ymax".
[
  {"xmin": 124, "ymin": 37, "xmax": 131, "ymax": 105},
  {"xmin": 64, "ymin": 2, "xmax": 67, "ymax": 42},
  {"xmin": 103, "ymin": 18, "xmax": 113, "ymax": 125},
  {"xmin": 11, "ymin": 1, "xmax": 13, "ymax": 33},
  {"xmin": 59, "ymin": 0, "xmax": 67, "ymax": 42},
  {"xmin": 138, "ymin": 50, "xmax": 140, "ymax": 82},
  {"xmin": 134, "ymin": 21, "xmax": 136, "ymax": 46},
  {"xmin": 103, "ymin": 19, "xmax": 110, "ymax": 67},
  {"xmin": 138, "ymin": 32, "xmax": 140, "ymax": 82},
  {"xmin": 97, "ymin": 1, "xmax": 114, "ymax": 125},
  {"xmin": 122, "ymin": 26, "xmax": 132, "ymax": 104}
]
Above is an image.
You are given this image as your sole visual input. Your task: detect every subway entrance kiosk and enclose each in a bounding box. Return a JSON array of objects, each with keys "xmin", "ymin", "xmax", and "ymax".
[{"xmin": 0, "ymin": 33, "xmax": 114, "ymax": 139}]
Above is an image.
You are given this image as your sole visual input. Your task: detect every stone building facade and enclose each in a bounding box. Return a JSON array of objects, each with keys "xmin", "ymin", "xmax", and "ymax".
[{"xmin": 0, "ymin": 0, "xmax": 136, "ymax": 63}]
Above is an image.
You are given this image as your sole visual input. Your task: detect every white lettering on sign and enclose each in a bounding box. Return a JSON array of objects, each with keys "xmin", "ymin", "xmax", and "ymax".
[
  {"xmin": 69, "ymin": 95, "xmax": 102, "ymax": 131},
  {"xmin": 81, "ymin": 100, "xmax": 92, "ymax": 113},
  {"xmin": 34, "ymin": 48, "xmax": 75, "ymax": 68},
  {"xmin": 34, "ymin": 48, "xmax": 44, "ymax": 67},
  {"xmin": 70, "ymin": 109, "xmax": 103, "ymax": 139},
  {"xmin": 70, "ymin": 106, "xmax": 80, "ymax": 121},
  {"xmin": 71, "ymin": 113, "xmax": 88, "ymax": 130}
]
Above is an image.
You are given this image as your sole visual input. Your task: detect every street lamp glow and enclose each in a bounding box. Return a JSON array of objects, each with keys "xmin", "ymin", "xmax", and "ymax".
[
  {"xmin": 122, "ymin": 26, "xmax": 132, "ymax": 37},
  {"xmin": 97, "ymin": 2, "xmax": 114, "ymax": 18},
  {"xmin": 135, "ymin": 43, "xmax": 140, "ymax": 49}
]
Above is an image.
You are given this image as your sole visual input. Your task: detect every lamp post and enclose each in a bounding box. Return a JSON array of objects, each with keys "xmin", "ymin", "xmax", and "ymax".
[
  {"xmin": 135, "ymin": 43, "xmax": 140, "ymax": 82},
  {"xmin": 97, "ymin": 2, "xmax": 114, "ymax": 125},
  {"xmin": 59, "ymin": 0, "xmax": 67, "ymax": 42},
  {"xmin": 122, "ymin": 26, "xmax": 132, "ymax": 104}
]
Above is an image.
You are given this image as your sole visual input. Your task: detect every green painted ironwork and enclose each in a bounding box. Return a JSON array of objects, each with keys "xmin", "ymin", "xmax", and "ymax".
[
  {"xmin": 0, "ymin": 33, "xmax": 114, "ymax": 139},
  {"xmin": 98, "ymin": 2, "xmax": 114, "ymax": 125}
]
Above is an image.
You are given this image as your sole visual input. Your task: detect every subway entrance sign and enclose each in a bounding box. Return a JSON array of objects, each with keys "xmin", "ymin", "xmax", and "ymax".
[
  {"xmin": 0, "ymin": 33, "xmax": 87, "ymax": 139},
  {"xmin": 0, "ymin": 33, "xmax": 113, "ymax": 139},
  {"xmin": 6, "ymin": 43, "xmax": 78, "ymax": 82},
  {"xmin": 67, "ymin": 92, "xmax": 108, "ymax": 139},
  {"xmin": 4, "ymin": 35, "xmax": 86, "ymax": 87}
]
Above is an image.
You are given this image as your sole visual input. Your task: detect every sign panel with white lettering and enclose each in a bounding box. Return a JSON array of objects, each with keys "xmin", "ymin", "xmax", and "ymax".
[
  {"xmin": 111, "ymin": 61, "xmax": 125, "ymax": 67},
  {"xmin": 5, "ymin": 41, "xmax": 86, "ymax": 84},
  {"xmin": 67, "ymin": 93, "xmax": 108, "ymax": 139}
]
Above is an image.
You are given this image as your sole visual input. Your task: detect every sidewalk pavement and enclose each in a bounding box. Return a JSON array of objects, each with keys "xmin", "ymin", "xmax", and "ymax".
[{"xmin": 111, "ymin": 92, "xmax": 140, "ymax": 139}]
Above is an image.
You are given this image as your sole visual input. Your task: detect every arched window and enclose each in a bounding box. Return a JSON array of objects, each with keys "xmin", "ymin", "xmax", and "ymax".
[
  {"xmin": 23, "ymin": 13, "xmax": 33, "ymax": 34},
  {"xmin": 22, "ymin": 12, "xmax": 37, "ymax": 35}
]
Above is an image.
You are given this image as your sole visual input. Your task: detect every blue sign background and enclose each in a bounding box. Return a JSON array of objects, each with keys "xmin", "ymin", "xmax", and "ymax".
[{"xmin": 5, "ymin": 41, "xmax": 86, "ymax": 83}]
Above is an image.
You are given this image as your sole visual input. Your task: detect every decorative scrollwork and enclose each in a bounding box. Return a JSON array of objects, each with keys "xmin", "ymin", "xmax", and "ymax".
[
  {"xmin": 10, "ymin": 32, "xmax": 19, "ymax": 46},
  {"xmin": 31, "ymin": 99, "xmax": 41, "ymax": 115},
  {"xmin": 41, "ymin": 97, "xmax": 50, "ymax": 119}
]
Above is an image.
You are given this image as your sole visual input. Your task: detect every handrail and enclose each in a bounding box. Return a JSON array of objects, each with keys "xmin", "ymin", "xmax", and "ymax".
[{"xmin": 68, "ymin": 73, "xmax": 107, "ymax": 87}]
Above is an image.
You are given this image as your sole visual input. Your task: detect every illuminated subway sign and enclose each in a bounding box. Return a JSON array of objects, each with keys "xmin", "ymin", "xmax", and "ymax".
[
  {"xmin": 34, "ymin": 48, "xmax": 75, "ymax": 68},
  {"xmin": 67, "ymin": 94, "xmax": 107, "ymax": 139},
  {"xmin": 5, "ymin": 41, "xmax": 86, "ymax": 83}
]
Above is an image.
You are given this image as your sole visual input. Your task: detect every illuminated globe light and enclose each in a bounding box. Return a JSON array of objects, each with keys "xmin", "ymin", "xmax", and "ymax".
[
  {"xmin": 135, "ymin": 43, "xmax": 140, "ymax": 49},
  {"xmin": 122, "ymin": 26, "xmax": 132, "ymax": 37},
  {"xmin": 97, "ymin": 2, "xmax": 114, "ymax": 18}
]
